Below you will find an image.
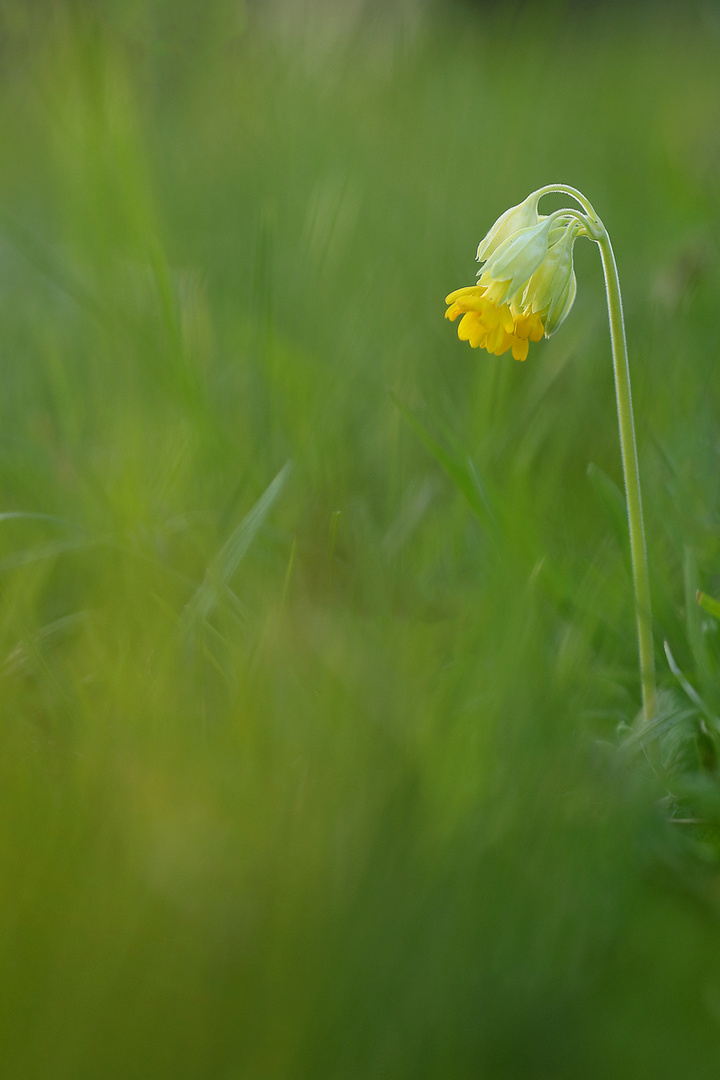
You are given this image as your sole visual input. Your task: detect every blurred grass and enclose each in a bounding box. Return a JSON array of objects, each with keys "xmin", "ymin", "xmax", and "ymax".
[{"xmin": 1, "ymin": 0, "xmax": 720, "ymax": 1076}]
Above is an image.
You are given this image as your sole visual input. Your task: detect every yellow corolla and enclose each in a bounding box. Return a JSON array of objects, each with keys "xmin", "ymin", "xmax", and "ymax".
[{"xmin": 444, "ymin": 285, "xmax": 544, "ymax": 362}]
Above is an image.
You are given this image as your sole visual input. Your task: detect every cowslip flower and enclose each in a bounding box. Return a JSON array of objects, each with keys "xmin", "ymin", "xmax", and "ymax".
[
  {"xmin": 445, "ymin": 195, "xmax": 586, "ymax": 361},
  {"xmin": 443, "ymin": 182, "xmax": 656, "ymax": 729}
]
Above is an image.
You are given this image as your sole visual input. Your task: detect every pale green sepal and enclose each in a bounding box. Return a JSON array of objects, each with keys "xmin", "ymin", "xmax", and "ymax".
[
  {"xmin": 479, "ymin": 217, "xmax": 554, "ymax": 297},
  {"xmin": 523, "ymin": 224, "xmax": 575, "ymax": 314},
  {"xmin": 475, "ymin": 192, "xmax": 542, "ymax": 263},
  {"xmin": 544, "ymin": 271, "xmax": 576, "ymax": 336}
]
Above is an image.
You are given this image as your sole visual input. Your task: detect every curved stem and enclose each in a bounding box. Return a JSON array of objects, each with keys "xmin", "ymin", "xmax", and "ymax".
[
  {"xmin": 595, "ymin": 224, "xmax": 656, "ymax": 725},
  {"xmin": 534, "ymin": 183, "xmax": 600, "ymax": 222},
  {"xmin": 544, "ymin": 207, "xmax": 595, "ymax": 234}
]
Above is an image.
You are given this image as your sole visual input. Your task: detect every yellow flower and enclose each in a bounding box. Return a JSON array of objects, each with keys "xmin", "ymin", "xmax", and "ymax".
[
  {"xmin": 446, "ymin": 206, "xmax": 582, "ymax": 360},
  {"xmin": 445, "ymin": 284, "xmax": 544, "ymax": 362}
]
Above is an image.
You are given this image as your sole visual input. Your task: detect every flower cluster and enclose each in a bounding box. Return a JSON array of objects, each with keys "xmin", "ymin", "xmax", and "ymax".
[{"xmin": 445, "ymin": 189, "xmax": 588, "ymax": 361}]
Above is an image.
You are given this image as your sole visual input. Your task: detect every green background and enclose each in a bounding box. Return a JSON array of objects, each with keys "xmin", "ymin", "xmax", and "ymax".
[{"xmin": 2, "ymin": 1, "xmax": 720, "ymax": 1076}]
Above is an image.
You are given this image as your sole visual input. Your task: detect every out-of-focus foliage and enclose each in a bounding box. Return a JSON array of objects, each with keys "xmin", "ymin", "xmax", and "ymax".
[{"xmin": 1, "ymin": 1, "xmax": 720, "ymax": 1076}]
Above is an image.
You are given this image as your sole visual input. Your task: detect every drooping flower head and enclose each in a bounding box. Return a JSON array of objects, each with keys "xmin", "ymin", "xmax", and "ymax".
[{"xmin": 445, "ymin": 188, "xmax": 592, "ymax": 360}]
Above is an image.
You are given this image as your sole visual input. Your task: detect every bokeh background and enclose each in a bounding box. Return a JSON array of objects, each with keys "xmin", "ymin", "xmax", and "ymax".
[{"xmin": 2, "ymin": 0, "xmax": 720, "ymax": 1076}]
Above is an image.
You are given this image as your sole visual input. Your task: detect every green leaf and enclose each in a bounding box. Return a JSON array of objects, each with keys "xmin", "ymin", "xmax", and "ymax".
[
  {"xmin": 183, "ymin": 462, "xmax": 292, "ymax": 629},
  {"xmin": 697, "ymin": 590, "xmax": 720, "ymax": 622},
  {"xmin": 664, "ymin": 639, "xmax": 719, "ymax": 729}
]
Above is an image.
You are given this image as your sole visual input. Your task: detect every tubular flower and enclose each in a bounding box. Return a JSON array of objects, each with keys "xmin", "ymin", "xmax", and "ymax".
[{"xmin": 446, "ymin": 191, "xmax": 588, "ymax": 360}]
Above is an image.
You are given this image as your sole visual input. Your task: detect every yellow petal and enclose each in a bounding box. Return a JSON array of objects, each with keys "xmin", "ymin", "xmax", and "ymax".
[
  {"xmin": 511, "ymin": 336, "xmax": 529, "ymax": 361},
  {"xmin": 485, "ymin": 323, "xmax": 505, "ymax": 354},
  {"xmin": 457, "ymin": 311, "xmax": 477, "ymax": 341},
  {"xmin": 514, "ymin": 311, "xmax": 545, "ymax": 342},
  {"xmin": 528, "ymin": 314, "xmax": 545, "ymax": 341},
  {"xmin": 467, "ymin": 322, "xmax": 485, "ymax": 349},
  {"xmin": 445, "ymin": 285, "xmax": 486, "ymax": 306}
]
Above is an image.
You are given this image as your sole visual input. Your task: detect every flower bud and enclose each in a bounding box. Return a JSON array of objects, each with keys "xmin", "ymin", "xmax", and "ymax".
[
  {"xmin": 521, "ymin": 219, "xmax": 579, "ymax": 335},
  {"xmin": 477, "ymin": 217, "xmax": 555, "ymax": 305},
  {"xmin": 475, "ymin": 191, "xmax": 543, "ymax": 263}
]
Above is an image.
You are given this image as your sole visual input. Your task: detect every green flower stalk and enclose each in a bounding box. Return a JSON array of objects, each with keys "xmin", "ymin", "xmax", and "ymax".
[{"xmin": 446, "ymin": 184, "xmax": 656, "ymax": 726}]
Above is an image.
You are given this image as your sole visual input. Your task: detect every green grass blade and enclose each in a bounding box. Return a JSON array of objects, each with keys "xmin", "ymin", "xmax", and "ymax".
[
  {"xmin": 182, "ymin": 461, "xmax": 292, "ymax": 628},
  {"xmin": 697, "ymin": 590, "xmax": 720, "ymax": 622}
]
